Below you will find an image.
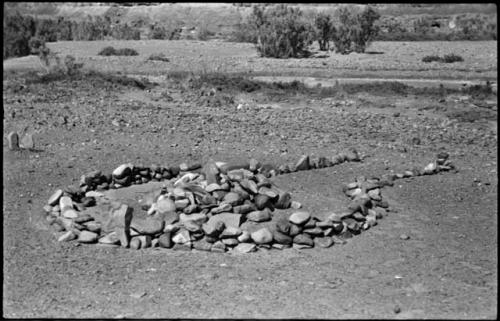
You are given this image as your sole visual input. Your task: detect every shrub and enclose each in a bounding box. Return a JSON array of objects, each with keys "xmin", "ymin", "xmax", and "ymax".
[
  {"xmin": 111, "ymin": 23, "xmax": 141, "ymax": 40},
  {"xmin": 314, "ymin": 12, "xmax": 336, "ymax": 51},
  {"xmin": 422, "ymin": 55, "xmax": 442, "ymax": 63},
  {"xmin": 333, "ymin": 6, "xmax": 381, "ymax": 54},
  {"xmin": 3, "ymin": 13, "xmax": 36, "ymax": 59},
  {"xmin": 251, "ymin": 4, "xmax": 314, "ymax": 58},
  {"xmin": 147, "ymin": 53, "xmax": 170, "ymax": 62},
  {"xmin": 98, "ymin": 46, "xmax": 139, "ymax": 56},
  {"xmin": 422, "ymin": 54, "xmax": 464, "ymax": 63},
  {"xmin": 442, "ymin": 53, "xmax": 464, "ymax": 63}
]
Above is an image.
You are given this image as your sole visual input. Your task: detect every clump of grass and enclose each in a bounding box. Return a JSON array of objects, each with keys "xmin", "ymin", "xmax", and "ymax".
[
  {"xmin": 97, "ymin": 46, "xmax": 139, "ymax": 56},
  {"xmin": 422, "ymin": 54, "xmax": 464, "ymax": 63},
  {"xmin": 147, "ymin": 53, "xmax": 170, "ymax": 62}
]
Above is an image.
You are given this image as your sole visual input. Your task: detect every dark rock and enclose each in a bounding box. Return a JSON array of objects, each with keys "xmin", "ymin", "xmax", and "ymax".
[
  {"xmin": 295, "ymin": 155, "xmax": 310, "ymax": 171},
  {"xmin": 246, "ymin": 209, "xmax": 272, "ymax": 222},
  {"xmin": 293, "ymin": 233, "xmax": 314, "ymax": 246},
  {"xmin": 273, "ymin": 230, "xmax": 293, "ymax": 245}
]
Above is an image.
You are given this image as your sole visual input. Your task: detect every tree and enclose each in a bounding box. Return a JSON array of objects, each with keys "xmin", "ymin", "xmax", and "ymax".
[{"xmin": 314, "ymin": 12, "xmax": 336, "ymax": 51}]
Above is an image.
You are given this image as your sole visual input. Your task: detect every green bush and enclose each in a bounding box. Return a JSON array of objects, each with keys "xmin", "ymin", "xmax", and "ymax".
[
  {"xmin": 111, "ymin": 23, "xmax": 141, "ymax": 40},
  {"xmin": 251, "ymin": 4, "xmax": 314, "ymax": 58},
  {"xmin": 97, "ymin": 46, "xmax": 139, "ymax": 56}
]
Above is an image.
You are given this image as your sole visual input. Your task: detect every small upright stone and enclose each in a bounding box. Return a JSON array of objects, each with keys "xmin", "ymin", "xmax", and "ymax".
[
  {"xmin": 48, "ymin": 189, "xmax": 63, "ymax": 206},
  {"xmin": 20, "ymin": 133, "xmax": 34, "ymax": 149},
  {"xmin": 7, "ymin": 132, "xmax": 19, "ymax": 150},
  {"xmin": 295, "ymin": 155, "xmax": 310, "ymax": 171}
]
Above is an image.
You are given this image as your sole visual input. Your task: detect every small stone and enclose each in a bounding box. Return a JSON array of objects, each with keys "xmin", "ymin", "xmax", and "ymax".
[
  {"xmin": 211, "ymin": 241, "xmax": 226, "ymax": 252},
  {"xmin": 59, "ymin": 196, "xmax": 74, "ymax": 213},
  {"xmin": 250, "ymin": 228, "xmax": 273, "ymax": 244},
  {"xmin": 292, "ymin": 243, "xmax": 313, "ymax": 250},
  {"xmin": 174, "ymin": 199, "xmax": 189, "ymax": 210},
  {"xmin": 78, "ymin": 231, "xmax": 99, "ymax": 243},
  {"xmin": 290, "ymin": 201, "xmax": 302, "ymax": 209},
  {"xmin": 423, "ymin": 162, "xmax": 437, "ymax": 175},
  {"xmin": 74, "ymin": 214, "xmax": 94, "ymax": 224},
  {"xmin": 202, "ymin": 220, "xmax": 226, "ymax": 237},
  {"xmin": 246, "ymin": 209, "xmax": 272, "ymax": 222},
  {"xmin": 314, "ymin": 236, "xmax": 334, "ymax": 248},
  {"xmin": 275, "ymin": 218, "xmax": 292, "ymax": 234},
  {"xmin": 158, "ymin": 232, "xmax": 173, "ymax": 248},
  {"xmin": 254, "ymin": 194, "xmax": 272, "ymax": 210},
  {"xmin": 316, "ymin": 220, "xmax": 334, "ymax": 229},
  {"xmin": 172, "ymin": 229, "xmax": 191, "ymax": 244},
  {"xmin": 137, "ymin": 235, "xmax": 152, "ymax": 248},
  {"xmin": 206, "ymin": 213, "xmax": 242, "ymax": 229},
  {"xmin": 173, "ymin": 242, "xmax": 192, "ymax": 251},
  {"xmin": 233, "ymin": 243, "xmax": 256, "ymax": 253},
  {"xmin": 106, "ymin": 204, "xmax": 133, "ymax": 247},
  {"xmin": 129, "ymin": 237, "xmax": 142, "ymax": 250},
  {"xmin": 58, "ymin": 230, "xmax": 77, "ymax": 242},
  {"xmin": 274, "ymin": 191, "xmax": 292, "ymax": 209},
  {"xmin": 233, "ymin": 203, "xmax": 256, "ymax": 214},
  {"xmin": 223, "ymin": 192, "xmax": 243, "ymax": 206},
  {"xmin": 332, "ymin": 235, "xmax": 347, "ymax": 244},
  {"xmin": 220, "ymin": 226, "xmax": 242, "ymax": 238},
  {"xmin": 20, "ymin": 133, "xmax": 34, "ymax": 149},
  {"xmin": 99, "ymin": 232, "xmax": 120, "ymax": 245},
  {"xmin": 81, "ymin": 196, "xmax": 96, "ymax": 207},
  {"xmin": 83, "ymin": 221, "xmax": 101, "ymax": 233},
  {"xmin": 131, "ymin": 217, "xmax": 165, "ymax": 235},
  {"xmin": 62, "ymin": 209, "xmax": 78, "ymax": 219},
  {"xmin": 400, "ymin": 234, "xmax": 410, "ymax": 240},
  {"xmin": 352, "ymin": 212, "xmax": 366, "ymax": 221},
  {"xmin": 273, "ymin": 230, "xmax": 293, "ymax": 245},
  {"xmin": 295, "ymin": 155, "xmax": 310, "ymax": 171},
  {"xmin": 289, "ymin": 211, "xmax": 311, "ymax": 225},
  {"xmin": 48, "ymin": 189, "xmax": 63, "ymax": 206},
  {"xmin": 303, "ymin": 227, "xmax": 323, "ymax": 236},
  {"xmin": 222, "ymin": 238, "xmax": 239, "ymax": 246},
  {"xmin": 112, "ymin": 164, "xmax": 132, "ymax": 179},
  {"xmin": 193, "ymin": 239, "xmax": 213, "ymax": 251},
  {"xmin": 237, "ymin": 230, "xmax": 251, "ymax": 242},
  {"xmin": 7, "ymin": 132, "xmax": 19, "ymax": 150},
  {"xmin": 293, "ymin": 233, "xmax": 314, "ymax": 246},
  {"xmin": 211, "ymin": 202, "xmax": 232, "ymax": 214},
  {"xmin": 249, "ymin": 159, "xmax": 261, "ymax": 172},
  {"xmin": 345, "ymin": 149, "xmax": 360, "ymax": 162},
  {"xmin": 289, "ymin": 224, "xmax": 301, "ymax": 237}
]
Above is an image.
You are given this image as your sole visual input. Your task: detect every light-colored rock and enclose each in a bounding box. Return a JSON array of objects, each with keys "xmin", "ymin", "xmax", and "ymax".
[
  {"xmin": 220, "ymin": 226, "xmax": 242, "ymax": 238},
  {"xmin": 112, "ymin": 164, "xmax": 133, "ymax": 178},
  {"xmin": 158, "ymin": 232, "xmax": 173, "ymax": 248},
  {"xmin": 233, "ymin": 243, "xmax": 256, "ymax": 253},
  {"xmin": 290, "ymin": 201, "xmax": 302, "ymax": 209},
  {"xmin": 98, "ymin": 232, "xmax": 120, "ymax": 245},
  {"xmin": 289, "ymin": 211, "xmax": 310, "ymax": 225},
  {"xmin": 48, "ymin": 189, "xmax": 63, "ymax": 206},
  {"xmin": 78, "ymin": 231, "xmax": 99, "ymax": 243},
  {"xmin": 130, "ymin": 217, "xmax": 164, "ymax": 235},
  {"xmin": 314, "ymin": 236, "xmax": 334, "ymax": 248},
  {"xmin": 174, "ymin": 198, "xmax": 189, "ymax": 210},
  {"xmin": 211, "ymin": 241, "xmax": 226, "ymax": 252},
  {"xmin": 59, "ymin": 196, "xmax": 74, "ymax": 213},
  {"xmin": 223, "ymin": 192, "xmax": 243, "ymax": 206},
  {"xmin": 20, "ymin": 133, "xmax": 34, "ymax": 149},
  {"xmin": 58, "ymin": 230, "xmax": 77, "ymax": 242},
  {"xmin": 423, "ymin": 162, "xmax": 437, "ymax": 174},
  {"xmin": 237, "ymin": 230, "xmax": 251, "ymax": 242},
  {"xmin": 202, "ymin": 220, "xmax": 225, "ymax": 237},
  {"xmin": 250, "ymin": 228, "xmax": 273, "ymax": 244},
  {"xmin": 62, "ymin": 209, "xmax": 78, "ymax": 219},
  {"xmin": 221, "ymin": 238, "xmax": 239, "ymax": 246},
  {"xmin": 172, "ymin": 229, "xmax": 191, "ymax": 244},
  {"xmin": 193, "ymin": 238, "xmax": 213, "ymax": 251},
  {"xmin": 246, "ymin": 209, "xmax": 272, "ymax": 222}
]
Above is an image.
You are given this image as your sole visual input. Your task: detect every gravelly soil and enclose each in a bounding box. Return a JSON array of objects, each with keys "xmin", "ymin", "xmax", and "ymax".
[{"xmin": 2, "ymin": 71, "xmax": 497, "ymax": 318}]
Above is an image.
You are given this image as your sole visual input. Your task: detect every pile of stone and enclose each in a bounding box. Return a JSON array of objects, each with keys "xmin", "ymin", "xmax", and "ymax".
[{"xmin": 43, "ymin": 151, "xmax": 454, "ymax": 253}]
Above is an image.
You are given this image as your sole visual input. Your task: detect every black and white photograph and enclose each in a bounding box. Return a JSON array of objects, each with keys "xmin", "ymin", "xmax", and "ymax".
[{"xmin": 3, "ymin": 2, "xmax": 497, "ymax": 318}]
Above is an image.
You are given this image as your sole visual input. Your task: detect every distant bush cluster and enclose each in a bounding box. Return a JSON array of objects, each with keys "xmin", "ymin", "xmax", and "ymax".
[
  {"xmin": 232, "ymin": 4, "xmax": 381, "ymax": 58},
  {"xmin": 98, "ymin": 46, "xmax": 139, "ymax": 56},
  {"xmin": 375, "ymin": 13, "xmax": 497, "ymax": 41},
  {"xmin": 422, "ymin": 54, "xmax": 464, "ymax": 63}
]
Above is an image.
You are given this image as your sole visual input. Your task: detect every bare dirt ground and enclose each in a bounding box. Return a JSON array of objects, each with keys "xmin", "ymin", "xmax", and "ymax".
[{"xmin": 2, "ymin": 42, "xmax": 498, "ymax": 318}]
